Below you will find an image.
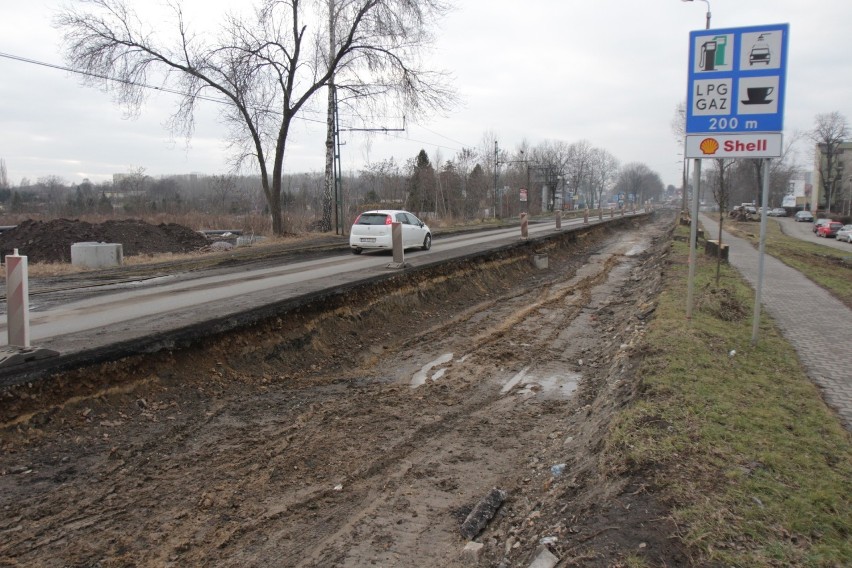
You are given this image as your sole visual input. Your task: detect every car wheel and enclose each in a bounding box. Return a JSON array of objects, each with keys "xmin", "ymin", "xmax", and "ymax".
[
  {"xmin": 421, "ymin": 233, "xmax": 432, "ymax": 251},
  {"xmin": 352, "ymin": 247, "xmax": 362, "ymax": 255}
]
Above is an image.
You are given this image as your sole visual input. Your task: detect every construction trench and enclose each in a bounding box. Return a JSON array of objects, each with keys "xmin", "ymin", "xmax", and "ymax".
[{"xmin": 0, "ymin": 213, "xmax": 689, "ymax": 567}]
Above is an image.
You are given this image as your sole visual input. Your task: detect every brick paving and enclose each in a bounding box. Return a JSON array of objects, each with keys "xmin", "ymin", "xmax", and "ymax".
[{"xmin": 700, "ymin": 214, "xmax": 852, "ymax": 431}]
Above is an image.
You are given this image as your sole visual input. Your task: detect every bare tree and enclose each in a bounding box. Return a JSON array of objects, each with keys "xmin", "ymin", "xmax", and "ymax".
[
  {"xmin": 671, "ymin": 102, "xmax": 688, "ymax": 213},
  {"xmin": 564, "ymin": 140, "xmax": 593, "ymax": 208},
  {"xmin": 56, "ymin": 0, "xmax": 456, "ymax": 235},
  {"xmin": 0, "ymin": 158, "xmax": 9, "ymax": 189},
  {"xmin": 587, "ymin": 148, "xmax": 620, "ymax": 211},
  {"xmin": 37, "ymin": 175, "xmax": 67, "ymax": 216},
  {"xmin": 710, "ymin": 158, "xmax": 735, "ymax": 284},
  {"xmin": 809, "ymin": 111, "xmax": 850, "ymax": 215},
  {"xmin": 209, "ymin": 174, "xmax": 237, "ymax": 214},
  {"xmin": 614, "ymin": 163, "xmax": 664, "ymax": 208}
]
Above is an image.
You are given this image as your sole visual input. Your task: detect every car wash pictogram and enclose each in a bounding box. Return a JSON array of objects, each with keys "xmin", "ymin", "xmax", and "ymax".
[{"xmin": 748, "ymin": 33, "xmax": 772, "ymax": 65}]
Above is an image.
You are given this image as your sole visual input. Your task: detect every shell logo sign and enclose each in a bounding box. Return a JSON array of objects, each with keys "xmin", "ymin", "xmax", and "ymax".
[
  {"xmin": 685, "ymin": 133, "xmax": 781, "ymax": 158},
  {"xmin": 700, "ymin": 138, "xmax": 720, "ymax": 155}
]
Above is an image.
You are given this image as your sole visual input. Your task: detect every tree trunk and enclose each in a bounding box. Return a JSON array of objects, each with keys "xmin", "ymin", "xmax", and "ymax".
[
  {"xmin": 322, "ymin": 83, "xmax": 335, "ymax": 232},
  {"xmin": 269, "ymin": 179, "xmax": 283, "ymax": 235},
  {"xmin": 716, "ymin": 214, "xmax": 724, "ymax": 285}
]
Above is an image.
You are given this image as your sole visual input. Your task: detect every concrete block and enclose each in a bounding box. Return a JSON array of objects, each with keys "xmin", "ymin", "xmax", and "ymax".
[
  {"xmin": 71, "ymin": 242, "xmax": 123, "ymax": 269},
  {"xmin": 533, "ymin": 254, "xmax": 548, "ymax": 270}
]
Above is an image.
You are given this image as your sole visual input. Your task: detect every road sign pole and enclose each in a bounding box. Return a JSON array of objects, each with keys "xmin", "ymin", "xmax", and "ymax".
[
  {"xmin": 751, "ymin": 158, "xmax": 771, "ymax": 344},
  {"xmin": 687, "ymin": 158, "xmax": 701, "ymax": 320}
]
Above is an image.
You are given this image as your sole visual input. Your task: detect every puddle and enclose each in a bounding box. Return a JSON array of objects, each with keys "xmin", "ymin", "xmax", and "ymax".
[
  {"xmin": 410, "ymin": 353, "xmax": 454, "ymax": 387},
  {"xmin": 624, "ymin": 239, "xmax": 650, "ymax": 257},
  {"xmin": 501, "ymin": 367, "xmax": 580, "ymax": 399}
]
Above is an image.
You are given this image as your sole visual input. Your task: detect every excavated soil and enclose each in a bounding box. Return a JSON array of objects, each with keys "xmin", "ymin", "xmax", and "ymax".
[
  {"xmin": 0, "ymin": 219, "xmax": 210, "ymax": 263},
  {"xmin": 0, "ymin": 215, "xmax": 686, "ymax": 567}
]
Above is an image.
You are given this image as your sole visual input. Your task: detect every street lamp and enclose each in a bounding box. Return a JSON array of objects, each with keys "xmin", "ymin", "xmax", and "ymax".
[{"xmin": 681, "ymin": 0, "xmax": 711, "ymax": 29}]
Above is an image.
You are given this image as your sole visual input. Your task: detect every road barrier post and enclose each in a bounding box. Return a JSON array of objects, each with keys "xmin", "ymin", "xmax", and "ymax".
[
  {"xmin": 391, "ymin": 222, "xmax": 404, "ymax": 265},
  {"xmin": 583, "ymin": 208, "xmax": 589, "ymax": 224},
  {"xmin": 5, "ymin": 249, "xmax": 30, "ymax": 347},
  {"xmin": 555, "ymin": 210, "xmax": 562, "ymax": 230},
  {"xmin": 520, "ymin": 213, "xmax": 528, "ymax": 239}
]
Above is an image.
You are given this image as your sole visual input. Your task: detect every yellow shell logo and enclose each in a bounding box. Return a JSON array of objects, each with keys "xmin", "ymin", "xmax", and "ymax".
[{"xmin": 700, "ymin": 138, "xmax": 720, "ymax": 155}]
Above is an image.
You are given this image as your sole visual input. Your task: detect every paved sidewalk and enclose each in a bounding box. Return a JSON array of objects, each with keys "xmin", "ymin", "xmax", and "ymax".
[{"xmin": 699, "ymin": 214, "xmax": 852, "ymax": 431}]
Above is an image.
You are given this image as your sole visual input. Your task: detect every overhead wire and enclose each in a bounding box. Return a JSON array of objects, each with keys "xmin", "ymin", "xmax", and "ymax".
[
  {"xmin": 0, "ymin": 50, "xmax": 474, "ymax": 157},
  {"xmin": 0, "ymin": 51, "xmax": 327, "ymax": 125}
]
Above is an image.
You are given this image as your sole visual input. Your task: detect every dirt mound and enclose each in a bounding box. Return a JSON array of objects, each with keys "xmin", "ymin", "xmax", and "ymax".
[{"xmin": 0, "ymin": 218, "xmax": 209, "ymax": 263}]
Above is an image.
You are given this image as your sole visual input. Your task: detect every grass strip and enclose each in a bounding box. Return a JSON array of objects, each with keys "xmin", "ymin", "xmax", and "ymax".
[{"xmin": 604, "ymin": 224, "xmax": 852, "ymax": 566}]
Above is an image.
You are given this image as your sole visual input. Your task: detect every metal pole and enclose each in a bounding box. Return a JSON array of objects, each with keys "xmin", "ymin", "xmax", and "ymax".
[
  {"xmin": 687, "ymin": 158, "xmax": 701, "ymax": 319},
  {"xmin": 752, "ymin": 158, "xmax": 771, "ymax": 345},
  {"xmin": 332, "ymin": 86, "xmax": 342, "ymax": 235},
  {"xmin": 493, "ymin": 141, "xmax": 498, "ymax": 218}
]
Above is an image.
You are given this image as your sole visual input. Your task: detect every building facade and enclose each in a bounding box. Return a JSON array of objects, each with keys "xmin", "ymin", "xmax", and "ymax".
[{"xmin": 812, "ymin": 141, "xmax": 852, "ymax": 216}]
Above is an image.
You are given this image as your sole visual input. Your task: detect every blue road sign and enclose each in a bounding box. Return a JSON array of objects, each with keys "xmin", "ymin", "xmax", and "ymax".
[{"xmin": 686, "ymin": 24, "xmax": 788, "ymax": 135}]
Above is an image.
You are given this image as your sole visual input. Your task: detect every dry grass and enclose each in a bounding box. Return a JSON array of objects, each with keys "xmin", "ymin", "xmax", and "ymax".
[
  {"xmin": 2, "ymin": 231, "xmax": 329, "ymax": 278},
  {"xmin": 604, "ymin": 224, "xmax": 852, "ymax": 566}
]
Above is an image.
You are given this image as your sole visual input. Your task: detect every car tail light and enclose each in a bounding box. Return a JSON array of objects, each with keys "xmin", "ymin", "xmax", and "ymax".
[{"xmin": 385, "ymin": 215, "xmax": 393, "ymax": 225}]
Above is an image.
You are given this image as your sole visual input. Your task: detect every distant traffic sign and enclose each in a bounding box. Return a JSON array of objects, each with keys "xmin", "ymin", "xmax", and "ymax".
[{"xmin": 686, "ymin": 23, "xmax": 789, "ymax": 136}]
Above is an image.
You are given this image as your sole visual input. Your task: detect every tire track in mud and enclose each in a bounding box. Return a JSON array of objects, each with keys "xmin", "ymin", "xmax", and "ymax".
[{"xmin": 283, "ymin": 236, "xmax": 655, "ymax": 567}]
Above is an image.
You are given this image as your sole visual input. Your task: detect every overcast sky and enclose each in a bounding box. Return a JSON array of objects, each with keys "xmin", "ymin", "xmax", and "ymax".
[{"xmin": 1, "ymin": 0, "xmax": 850, "ymax": 189}]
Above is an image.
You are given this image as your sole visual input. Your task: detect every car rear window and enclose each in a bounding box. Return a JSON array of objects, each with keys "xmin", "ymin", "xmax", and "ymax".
[{"xmin": 356, "ymin": 213, "xmax": 389, "ymax": 225}]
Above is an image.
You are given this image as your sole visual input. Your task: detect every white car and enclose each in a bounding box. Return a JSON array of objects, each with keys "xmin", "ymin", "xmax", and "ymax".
[
  {"xmin": 836, "ymin": 224, "xmax": 852, "ymax": 243},
  {"xmin": 349, "ymin": 210, "xmax": 432, "ymax": 255}
]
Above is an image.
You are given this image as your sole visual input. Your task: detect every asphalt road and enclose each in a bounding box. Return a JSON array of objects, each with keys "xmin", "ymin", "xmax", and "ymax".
[
  {"xmin": 774, "ymin": 215, "xmax": 852, "ymax": 251},
  {"xmin": 0, "ymin": 213, "xmax": 645, "ymax": 383}
]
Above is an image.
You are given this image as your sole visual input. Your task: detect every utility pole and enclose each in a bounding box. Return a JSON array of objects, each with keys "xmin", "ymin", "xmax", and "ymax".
[
  {"xmin": 497, "ymin": 150, "xmax": 532, "ymax": 217},
  {"xmin": 493, "ymin": 141, "xmax": 498, "ymax": 218}
]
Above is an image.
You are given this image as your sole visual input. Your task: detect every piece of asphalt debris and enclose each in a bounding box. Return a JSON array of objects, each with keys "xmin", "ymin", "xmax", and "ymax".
[{"xmin": 460, "ymin": 487, "xmax": 507, "ymax": 541}]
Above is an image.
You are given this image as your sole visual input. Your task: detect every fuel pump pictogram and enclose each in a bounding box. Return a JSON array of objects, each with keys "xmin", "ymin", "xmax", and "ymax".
[{"xmin": 699, "ymin": 35, "xmax": 728, "ymax": 71}]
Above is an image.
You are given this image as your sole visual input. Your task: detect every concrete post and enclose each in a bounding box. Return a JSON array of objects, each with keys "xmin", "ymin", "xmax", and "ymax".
[
  {"xmin": 598, "ymin": 208, "xmax": 603, "ymax": 221},
  {"xmin": 5, "ymin": 249, "xmax": 30, "ymax": 347},
  {"xmin": 391, "ymin": 222, "xmax": 404, "ymax": 264},
  {"xmin": 520, "ymin": 212, "xmax": 528, "ymax": 239},
  {"xmin": 555, "ymin": 210, "xmax": 562, "ymax": 230},
  {"xmin": 583, "ymin": 208, "xmax": 589, "ymax": 224},
  {"xmin": 610, "ymin": 207, "xmax": 614, "ymax": 218}
]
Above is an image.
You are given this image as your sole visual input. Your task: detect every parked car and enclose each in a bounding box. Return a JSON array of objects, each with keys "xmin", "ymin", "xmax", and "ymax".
[
  {"xmin": 835, "ymin": 224, "xmax": 852, "ymax": 243},
  {"xmin": 794, "ymin": 210, "xmax": 814, "ymax": 222},
  {"xmin": 816, "ymin": 221, "xmax": 843, "ymax": 238},
  {"xmin": 768, "ymin": 207, "xmax": 787, "ymax": 217},
  {"xmin": 349, "ymin": 210, "xmax": 432, "ymax": 255},
  {"xmin": 813, "ymin": 218, "xmax": 832, "ymax": 233}
]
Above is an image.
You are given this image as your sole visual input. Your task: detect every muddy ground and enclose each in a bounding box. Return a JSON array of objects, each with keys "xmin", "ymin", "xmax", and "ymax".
[{"xmin": 0, "ymin": 215, "xmax": 687, "ymax": 567}]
